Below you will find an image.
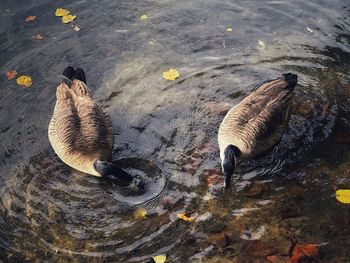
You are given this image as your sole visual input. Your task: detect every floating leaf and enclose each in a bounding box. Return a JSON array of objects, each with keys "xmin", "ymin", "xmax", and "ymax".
[
  {"xmin": 6, "ymin": 70, "xmax": 17, "ymax": 80},
  {"xmin": 140, "ymin": 14, "xmax": 148, "ymax": 20},
  {"xmin": 25, "ymin": 15, "xmax": 37, "ymax": 22},
  {"xmin": 32, "ymin": 34, "xmax": 44, "ymax": 40},
  {"xmin": 62, "ymin": 14, "xmax": 76, "ymax": 24},
  {"xmin": 16, "ymin": 75, "xmax": 32, "ymax": 87},
  {"xmin": 152, "ymin": 255, "xmax": 166, "ymax": 263},
  {"xmin": 72, "ymin": 25, "xmax": 80, "ymax": 31},
  {"xmin": 134, "ymin": 208, "xmax": 147, "ymax": 220},
  {"xmin": 55, "ymin": 8, "xmax": 71, "ymax": 17},
  {"xmin": 162, "ymin": 68, "xmax": 179, "ymax": 81},
  {"xmin": 291, "ymin": 244, "xmax": 319, "ymax": 263},
  {"xmin": 226, "ymin": 27, "xmax": 233, "ymax": 32},
  {"xmin": 336, "ymin": 189, "xmax": 350, "ymax": 204},
  {"xmin": 177, "ymin": 213, "xmax": 194, "ymax": 222},
  {"xmin": 258, "ymin": 39, "xmax": 266, "ymax": 49}
]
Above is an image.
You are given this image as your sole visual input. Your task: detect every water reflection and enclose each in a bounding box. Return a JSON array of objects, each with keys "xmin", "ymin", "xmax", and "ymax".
[{"xmin": 0, "ymin": 0, "xmax": 350, "ymax": 262}]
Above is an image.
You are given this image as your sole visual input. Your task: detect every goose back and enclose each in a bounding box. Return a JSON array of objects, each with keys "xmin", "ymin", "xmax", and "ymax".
[
  {"xmin": 218, "ymin": 77, "xmax": 295, "ymax": 161},
  {"xmin": 48, "ymin": 80, "xmax": 114, "ymax": 176}
]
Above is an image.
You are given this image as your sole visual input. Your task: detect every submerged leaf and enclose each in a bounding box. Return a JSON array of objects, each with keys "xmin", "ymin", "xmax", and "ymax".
[
  {"xmin": 16, "ymin": 75, "xmax": 32, "ymax": 87},
  {"xmin": 25, "ymin": 15, "xmax": 37, "ymax": 22},
  {"xmin": 226, "ymin": 27, "xmax": 233, "ymax": 32},
  {"xmin": 291, "ymin": 244, "xmax": 319, "ymax": 263},
  {"xmin": 336, "ymin": 189, "xmax": 350, "ymax": 204},
  {"xmin": 140, "ymin": 14, "xmax": 148, "ymax": 20},
  {"xmin": 177, "ymin": 213, "xmax": 194, "ymax": 222},
  {"xmin": 162, "ymin": 68, "xmax": 180, "ymax": 81},
  {"xmin": 134, "ymin": 208, "xmax": 147, "ymax": 220},
  {"xmin": 152, "ymin": 255, "xmax": 166, "ymax": 263},
  {"xmin": 267, "ymin": 255, "xmax": 291, "ymax": 263},
  {"xmin": 62, "ymin": 14, "xmax": 76, "ymax": 24},
  {"xmin": 55, "ymin": 8, "xmax": 71, "ymax": 17},
  {"xmin": 6, "ymin": 70, "xmax": 17, "ymax": 80}
]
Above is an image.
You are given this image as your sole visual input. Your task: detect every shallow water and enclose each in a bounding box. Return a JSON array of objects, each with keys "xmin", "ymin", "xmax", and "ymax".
[{"xmin": 0, "ymin": 0, "xmax": 350, "ymax": 262}]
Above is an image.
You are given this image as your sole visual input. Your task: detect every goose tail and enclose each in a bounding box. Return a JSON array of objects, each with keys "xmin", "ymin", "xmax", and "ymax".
[
  {"xmin": 62, "ymin": 66, "xmax": 87, "ymax": 84},
  {"xmin": 281, "ymin": 73, "xmax": 298, "ymax": 91}
]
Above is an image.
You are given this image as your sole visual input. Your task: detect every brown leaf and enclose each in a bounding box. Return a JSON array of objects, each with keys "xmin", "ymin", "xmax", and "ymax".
[
  {"xmin": 291, "ymin": 244, "xmax": 319, "ymax": 263},
  {"xmin": 6, "ymin": 70, "xmax": 17, "ymax": 80},
  {"xmin": 209, "ymin": 101, "xmax": 232, "ymax": 115},
  {"xmin": 241, "ymin": 240, "xmax": 276, "ymax": 258},
  {"xmin": 207, "ymin": 232, "xmax": 228, "ymax": 249},
  {"xmin": 244, "ymin": 182, "xmax": 268, "ymax": 197},
  {"xmin": 25, "ymin": 15, "xmax": 37, "ymax": 22},
  {"xmin": 32, "ymin": 34, "xmax": 44, "ymax": 40},
  {"xmin": 279, "ymin": 205, "xmax": 301, "ymax": 219},
  {"xmin": 267, "ymin": 255, "xmax": 292, "ymax": 263},
  {"xmin": 203, "ymin": 168, "xmax": 223, "ymax": 186},
  {"xmin": 332, "ymin": 132, "xmax": 350, "ymax": 143}
]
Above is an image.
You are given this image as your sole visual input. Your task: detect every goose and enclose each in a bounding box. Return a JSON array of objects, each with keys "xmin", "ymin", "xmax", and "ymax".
[
  {"xmin": 48, "ymin": 66, "xmax": 143, "ymax": 189},
  {"xmin": 218, "ymin": 73, "xmax": 298, "ymax": 188}
]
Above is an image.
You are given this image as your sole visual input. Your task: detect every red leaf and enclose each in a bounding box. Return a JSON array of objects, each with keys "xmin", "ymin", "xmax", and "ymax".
[
  {"xmin": 291, "ymin": 244, "xmax": 319, "ymax": 263},
  {"xmin": 6, "ymin": 70, "xmax": 17, "ymax": 80},
  {"xmin": 25, "ymin": 15, "xmax": 37, "ymax": 22}
]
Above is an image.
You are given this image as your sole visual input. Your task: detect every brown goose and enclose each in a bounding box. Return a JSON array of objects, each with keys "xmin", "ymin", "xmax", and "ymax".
[
  {"xmin": 48, "ymin": 66, "xmax": 142, "ymax": 188},
  {"xmin": 218, "ymin": 73, "xmax": 298, "ymax": 188}
]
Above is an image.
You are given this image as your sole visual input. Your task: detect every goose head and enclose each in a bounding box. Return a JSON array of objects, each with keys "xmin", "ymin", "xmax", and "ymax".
[
  {"xmin": 221, "ymin": 145, "xmax": 241, "ymax": 189},
  {"xmin": 94, "ymin": 160, "xmax": 145, "ymax": 191}
]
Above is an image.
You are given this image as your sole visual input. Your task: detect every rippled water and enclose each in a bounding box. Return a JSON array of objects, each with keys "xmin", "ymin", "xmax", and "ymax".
[{"xmin": 1, "ymin": 0, "xmax": 350, "ymax": 262}]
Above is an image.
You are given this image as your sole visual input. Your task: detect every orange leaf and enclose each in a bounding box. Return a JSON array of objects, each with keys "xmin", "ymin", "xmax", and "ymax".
[
  {"xmin": 291, "ymin": 244, "xmax": 319, "ymax": 263},
  {"xmin": 32, "ymin": 34, "xmax": 44, "ymax": 40},
  {"xmin": 6, "ymin": 70, "xmax": 17, "ymax": 80},
  {"xmin": 25, "ymin": 15, "xmax": 37, "ymax": 22}
]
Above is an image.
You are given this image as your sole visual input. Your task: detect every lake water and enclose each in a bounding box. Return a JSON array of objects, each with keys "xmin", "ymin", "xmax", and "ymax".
[{"xmin": 0, "ymin": 0, "xmax": 349, "ymax": 262}]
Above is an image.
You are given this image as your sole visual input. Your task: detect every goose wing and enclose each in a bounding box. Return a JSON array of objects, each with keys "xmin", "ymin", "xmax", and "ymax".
[
  {"xmin": 237, "ymin": 80, "xmax": 294, "ymax": 154},
  {"xmin": 49, "ymin": 81, "xmax": 114, "ymax": 160},
  {"xmin": 219, "ymin": 78, "xmax": 294, "ymax": 157}
]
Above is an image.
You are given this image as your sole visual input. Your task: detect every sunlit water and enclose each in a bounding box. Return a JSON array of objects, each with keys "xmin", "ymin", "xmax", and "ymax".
[{"xmin": 0, "ymin": 0, "xmax": 350, "ymax": 262}]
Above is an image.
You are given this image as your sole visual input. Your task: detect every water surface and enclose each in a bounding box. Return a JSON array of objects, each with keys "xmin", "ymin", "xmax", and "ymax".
[{"xmin": 0, "ymin": 0, "xmax": 350, "ymax": 262}]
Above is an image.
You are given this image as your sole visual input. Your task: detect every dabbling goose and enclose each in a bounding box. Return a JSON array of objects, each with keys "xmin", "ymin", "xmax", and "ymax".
[
  {"xmin": 218, "ymin": 73, "xmax": 298, "ymax": 188},
  {"xmin": 48, "ymin": 66, "xmax": 143, "ymax": 189}
]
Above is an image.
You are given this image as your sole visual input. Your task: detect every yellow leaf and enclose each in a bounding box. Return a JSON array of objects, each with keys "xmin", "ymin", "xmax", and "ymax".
[
  {"xmin": 336, "ymin": 189, "xmax": 350, "ymax": 204},
  {"xmin": 162, "ymin": 68, "xmax": 180, "ymax": 81},
  {"xmin": 226, "ymin": 27, "xmax": 233, "ymax": 32},
  {"xmin": 16, "ymin": 75, "xmax": 32, "ymax": 87},
  {"xmin": 152, "ymin": 255, "xmax": 166, "ymax": 263},
  {"xmin": 177, "ymin": 213, "xmax": 194, "ymax": 222},
  {"xmin": 62, "ymin": 14, "xmax": 76, "ymax": 24},
  {"xmin": 134, "ymin": 208, "xmax": 147, "ymax": 219},
  {"xmin": 140, "ymin": 14, "xmax": 148, "ymax": 20},
  {"xmin": 258, "ymin": 39, "xmax": 266, "ymax": 49},
  {"xmin": 55, "ymin": 8, "xmax": 70, "ymax": 17}
]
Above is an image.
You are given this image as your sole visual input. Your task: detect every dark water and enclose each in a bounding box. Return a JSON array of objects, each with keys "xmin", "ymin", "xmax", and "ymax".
[{"xmin": 1, "ymin": 0, "xmax": 350, "ymax": 262}]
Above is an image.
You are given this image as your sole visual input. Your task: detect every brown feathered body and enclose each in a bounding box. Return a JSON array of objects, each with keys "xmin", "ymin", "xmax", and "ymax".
[
  {"xmin": 48, "ymin": 80, "xmax": 114, "ymax": 176},
  {"xmin": 218, "ymin": 77, "xmax": 294, "ymax": 162}
]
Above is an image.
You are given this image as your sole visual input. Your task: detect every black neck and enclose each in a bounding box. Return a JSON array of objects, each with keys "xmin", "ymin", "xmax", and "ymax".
[{"xmin": 94, "ymin": 160, "xmax": 133, "ymax": 187}]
